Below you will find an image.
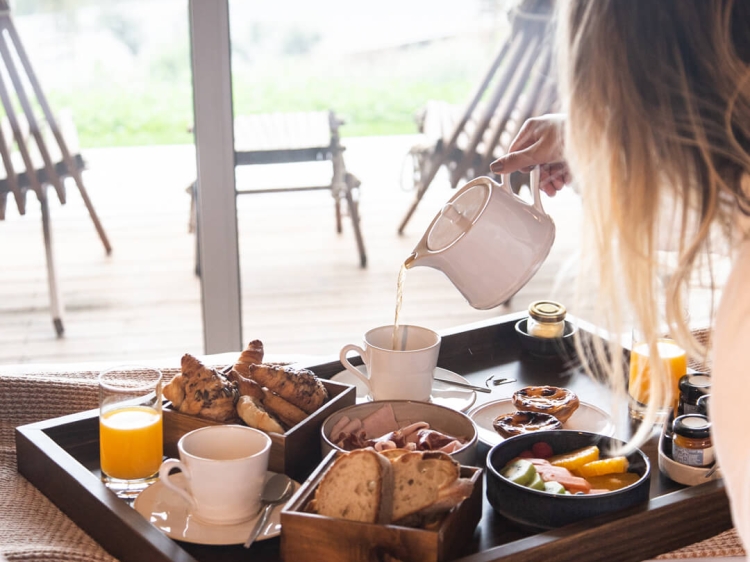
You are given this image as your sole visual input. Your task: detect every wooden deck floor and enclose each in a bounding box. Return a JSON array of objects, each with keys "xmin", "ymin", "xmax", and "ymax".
[{"xmin": 0, "ymin": 135, "xmax": 585, "ymax": 366}]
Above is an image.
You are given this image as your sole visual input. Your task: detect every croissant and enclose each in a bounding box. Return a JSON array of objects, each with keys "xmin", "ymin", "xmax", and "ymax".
[
  {"xmin": 242, "ymin": 363, "xmax": 328, "ymax": 414},
  {"xmin": 237, "ymin": 395, "xmax": 285, "ymax": 434},
  {"xmin": 233, "ymin": 340, "xmax": 265, "ymax": 376},
  {"xmin": 164, "ymin": 354, "xmax": 240, "ymax": 423}
]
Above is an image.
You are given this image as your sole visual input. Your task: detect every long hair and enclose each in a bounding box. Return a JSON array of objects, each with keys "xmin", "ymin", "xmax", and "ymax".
[{"xmin": 557, "ymin": 0, "xmax": 750, "ymax": 446}]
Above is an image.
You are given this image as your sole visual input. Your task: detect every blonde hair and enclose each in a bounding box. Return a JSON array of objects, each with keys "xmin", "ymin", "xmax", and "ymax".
[{"xmin": 557, "ymin": 0, "xmax": 750, "ymax": 445}]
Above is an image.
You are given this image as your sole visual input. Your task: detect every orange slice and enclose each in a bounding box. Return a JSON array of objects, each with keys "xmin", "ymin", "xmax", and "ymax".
[
  {"xmin": 578, "ymin": 456, "xmax": 630, "ymax": 478},
  {"xmin": 548, "ymin": 445, "xmax": 600, "ymax": 471}
]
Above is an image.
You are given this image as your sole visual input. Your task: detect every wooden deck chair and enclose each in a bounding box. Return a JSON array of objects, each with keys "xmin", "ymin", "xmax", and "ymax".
[
  {"xmin": 190, "ymin": 109, "xmax": 366, "ymax": 275},
  {"xmin": 0, "ymin": 0, "xmax": 111, "ymax": 336},
  {"xmin": 398, "ymin": 0, "xmax": 556, "ymax": 234}
]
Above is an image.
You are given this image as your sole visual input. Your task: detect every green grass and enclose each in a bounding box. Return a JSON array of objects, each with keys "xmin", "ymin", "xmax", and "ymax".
[{"xmin": 44, "ymin": 35, "xmax": 500, "ymax": 148}]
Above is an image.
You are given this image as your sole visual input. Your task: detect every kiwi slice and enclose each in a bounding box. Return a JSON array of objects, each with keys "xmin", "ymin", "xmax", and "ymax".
[
  {"xmin": 501, "ymin": 459, "xmax": 537, "ymax": 486},
  {"xmin": 528, "ymin": 472, "xmax": 545, "ymax": 491},
  {"xmin": 544, "ymin": 481, "xmax": 568, "ymax": 494}
]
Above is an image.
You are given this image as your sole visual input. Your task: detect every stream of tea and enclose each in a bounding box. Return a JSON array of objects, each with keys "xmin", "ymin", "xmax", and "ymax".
[{"xmin": 392, "ymin": 263, "xmax": 408, "ymax": 351}]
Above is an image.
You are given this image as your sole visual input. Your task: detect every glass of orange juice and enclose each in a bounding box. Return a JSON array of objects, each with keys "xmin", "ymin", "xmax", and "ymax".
[
  {"xmin": 99, "ymin": 365, "xmax": 163, "ymax": 498},
  {"xmin": 628, "ymin": 337, "xmax": 687, "ymax": 422}
]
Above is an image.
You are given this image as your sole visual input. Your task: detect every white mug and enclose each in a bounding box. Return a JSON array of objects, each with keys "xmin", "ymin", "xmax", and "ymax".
[
  {"xmin": 339, "ymin": 325, "xmax": 440, "ymax": 401},
  {"xmin": 158, "ymin": 425, "xmax": 271, "ymax": 525}
]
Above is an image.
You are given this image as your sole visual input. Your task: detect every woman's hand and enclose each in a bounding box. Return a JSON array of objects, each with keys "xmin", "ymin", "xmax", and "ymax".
[{"xmin": 490, "ymin": 114, "xmax": 571, "ymax": 197}]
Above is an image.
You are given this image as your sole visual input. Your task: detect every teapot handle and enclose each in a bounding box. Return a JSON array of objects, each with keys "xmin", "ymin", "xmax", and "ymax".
[
  {"xmin": 529, "ymin": 167, "xmax": 544, "ymax": 213},
  {"xmin": 500, "ymin": 168, "xmax": 544, "ymax": 214}
]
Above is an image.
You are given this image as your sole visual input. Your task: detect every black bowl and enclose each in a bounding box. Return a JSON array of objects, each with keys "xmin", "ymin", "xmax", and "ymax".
[
  {"xmin": 486, "ymin": 430, "xmax": 651, "ymax": 530},
  {"xmin": 514, "ymin": 318, "xmax": 578, "ymax": 358}
]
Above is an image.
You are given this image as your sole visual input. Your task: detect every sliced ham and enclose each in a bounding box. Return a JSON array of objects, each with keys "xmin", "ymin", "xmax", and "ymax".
[
  {"xmin": 361, "ymin": 404, "xmax": 399, "ymax": 438},
  {"xmin": 416, "ymin": 428, "xmax": 458, "ymax": 451}
]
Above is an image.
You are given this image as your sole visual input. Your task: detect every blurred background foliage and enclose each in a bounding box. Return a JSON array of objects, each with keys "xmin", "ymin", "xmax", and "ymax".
[{"xmin": 11, "ymin": 0, "xmax": 512, "ymax": 147}]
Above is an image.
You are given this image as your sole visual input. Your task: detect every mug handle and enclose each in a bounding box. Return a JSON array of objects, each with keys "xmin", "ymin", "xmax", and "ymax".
[
  {"xmin": 158, "ymin": 459, "xmax": 196, "ymax": 510},
  {"xmin": 339, "ymin": 344, "xmax": 372, "ymax": 394}
]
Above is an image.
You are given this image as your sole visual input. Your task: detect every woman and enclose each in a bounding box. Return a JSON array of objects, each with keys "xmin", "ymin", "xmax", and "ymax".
[{"xmin": 492, "ymin": 0, "xmax": 750, "ymax": 552}]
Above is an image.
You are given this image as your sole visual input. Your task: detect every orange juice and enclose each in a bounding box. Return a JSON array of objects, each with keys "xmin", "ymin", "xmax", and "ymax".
[
  {"xmin": 628, "ymin": 338, "xmax": 687, "ymax": 411},
  {"xmin": 100, "ymin": 405, "xmax": 163, "ymax": 480}
]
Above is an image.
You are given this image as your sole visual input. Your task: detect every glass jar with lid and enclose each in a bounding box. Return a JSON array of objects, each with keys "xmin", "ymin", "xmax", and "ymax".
[
  {"xmin": 672, "ymin": 414, "xmax": 713, "ymax": 467},
  {"xmin": 527, "ymin": 300, "xmax": 566, "ymax": 339},
  {"xmin": 677, "ymin": 373, "xmax": 711, "ymax": 417}
]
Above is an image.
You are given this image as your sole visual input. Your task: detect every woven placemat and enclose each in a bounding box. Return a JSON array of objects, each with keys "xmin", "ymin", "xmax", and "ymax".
[
  {"xmin": 0, "ymin": 367, "xmax": 179, "ymax": 562},
  {"xmin": 655, "ymin": 528, "xmax": 746, "ymax": 559}
]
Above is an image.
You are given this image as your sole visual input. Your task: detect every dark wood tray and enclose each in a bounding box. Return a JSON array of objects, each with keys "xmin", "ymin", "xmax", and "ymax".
[{"xmin": 15, "ymin": 312, "xmax": 732, "ymax": 562}]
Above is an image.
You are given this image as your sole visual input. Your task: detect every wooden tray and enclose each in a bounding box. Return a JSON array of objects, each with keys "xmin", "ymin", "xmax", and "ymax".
[{"xmin": 15, "ymin": 312, "xmax": 733, "ymax": 562}]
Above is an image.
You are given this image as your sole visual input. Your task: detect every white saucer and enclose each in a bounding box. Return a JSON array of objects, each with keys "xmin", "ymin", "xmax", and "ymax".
[
  {"xmin": 134, "ymin": 472, "xmax": 298, "ymax": 545},
  {"xmin": 467, "ymin": 398, "xmax": 615, "ymax": 447},
  {"xmin": 330, "ymin": 366, "xmax": 476, "ymax": 412}
]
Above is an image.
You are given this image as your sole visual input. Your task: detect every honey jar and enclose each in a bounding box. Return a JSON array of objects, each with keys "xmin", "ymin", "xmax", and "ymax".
[
  {"xmin": 527, "ymin": 301, "xmax": 566, "ymax": 339},
  {"xmin": 672, "ymin": 414, "xmax": 713, "ymax": 467}
]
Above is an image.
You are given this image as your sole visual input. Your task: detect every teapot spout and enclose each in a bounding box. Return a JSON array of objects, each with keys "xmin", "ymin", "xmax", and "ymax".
[
  {"xmin": 404, "ymin": 248, "xmax": 441, "ymax": 271},
  {"xmin": 404, "ymin": 252, "xmax": 417, "ymax": 269}
]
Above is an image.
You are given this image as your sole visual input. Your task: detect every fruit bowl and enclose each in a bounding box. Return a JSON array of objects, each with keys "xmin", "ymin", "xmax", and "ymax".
[
  {"xmin": 486, "ymin": 430, "xmax": 651, "ymax": 530},
  {"xmin": 320, "ymin": 400, "xmax": 478, "ymax": 466}
]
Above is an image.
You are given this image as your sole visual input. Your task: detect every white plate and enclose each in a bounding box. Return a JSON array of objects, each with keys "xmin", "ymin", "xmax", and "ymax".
[
  {"xmin": 330, "ymin": 366, "xmax": 476, "ymax": 413},
  {"xmin": 467, "ymin": 398, "xmax": 615, "ymax": 447},
  {"xmin": 133, "ymin": 472, "xmax": 298, "ymax": 546}
]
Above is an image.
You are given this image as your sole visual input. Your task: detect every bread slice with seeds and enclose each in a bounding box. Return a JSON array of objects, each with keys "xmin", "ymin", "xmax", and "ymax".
[{"xmin": 314, "ymin": 449, "xmax": 394, "ymax": 524}]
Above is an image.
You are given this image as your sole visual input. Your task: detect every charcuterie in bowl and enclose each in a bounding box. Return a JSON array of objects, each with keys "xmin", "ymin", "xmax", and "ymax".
[{"xmin": 320, "ymin": 400, "xmax": 478, "ymax": 466}]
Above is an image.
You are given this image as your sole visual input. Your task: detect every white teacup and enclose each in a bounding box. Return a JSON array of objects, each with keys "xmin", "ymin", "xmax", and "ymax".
[
  {"xmin": 339, "ymin": 325, "xmax": 440, "ymax": 401},
  {"xmin": 158, "ymin": 425, "xmax": 271, "ymax": 525}
]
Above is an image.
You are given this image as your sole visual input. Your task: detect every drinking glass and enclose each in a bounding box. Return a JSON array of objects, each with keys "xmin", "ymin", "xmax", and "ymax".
[
  {"xmin": 628, "ymin": 335, "xmax": 687, "ymax": 423},
  {"xmin": 99, "ymin": 365, "xmax": 163, "ymax": 498}
]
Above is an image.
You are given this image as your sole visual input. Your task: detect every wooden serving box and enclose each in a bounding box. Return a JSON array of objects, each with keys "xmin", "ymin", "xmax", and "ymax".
[
  {"xmin": 280, "ymin": 451, "xmax": 484, "ymax": 562},
  {"xmin": 164, "ymin": 379, "xmax": 355, "ymax": 481}
]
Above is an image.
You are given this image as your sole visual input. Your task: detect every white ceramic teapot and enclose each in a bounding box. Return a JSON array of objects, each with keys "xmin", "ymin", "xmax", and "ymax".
[{"xmin": 405, "ymin": 168, "xmax": 555, "ymax": 310}]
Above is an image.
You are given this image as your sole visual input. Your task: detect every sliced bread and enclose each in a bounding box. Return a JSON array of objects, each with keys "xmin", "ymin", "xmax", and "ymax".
[
  {"xmin": 314, "ymin": 449, "xmax": 394, "ymax": 524},
  {"xmin": 390, "ymin": 451, "xmax": 460, "ymax": 522}
]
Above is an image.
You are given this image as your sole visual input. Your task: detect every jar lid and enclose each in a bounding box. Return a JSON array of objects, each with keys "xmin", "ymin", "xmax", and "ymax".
[
  {"xmin": 678, "ymin": 373, "xmax": 711, "ymax": 403},
  {"xmin": 528, "ymin": 300, "xmax": 566, "ymax": 323},
  {"xmin": 673, "ymin": 414, "xmax": 711, "ymax": 439}
]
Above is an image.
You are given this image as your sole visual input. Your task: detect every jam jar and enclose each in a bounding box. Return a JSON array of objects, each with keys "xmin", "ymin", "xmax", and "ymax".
[
  {"xmin": 527, "ymin": 301, "xmax": 566, "ymax": 339},
  {"xmin": 672, "ymin": 414, "xmax": 713, "ymax": 467},
  {"xmin": 677, "ymin": 373, "xmax": 711, "ymax": 416}
]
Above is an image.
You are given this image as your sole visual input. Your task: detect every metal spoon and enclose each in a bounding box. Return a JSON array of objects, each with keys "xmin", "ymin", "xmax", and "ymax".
[{"xmin": 243, "ymin": 473, "xmax": 295, "ymax": 548}]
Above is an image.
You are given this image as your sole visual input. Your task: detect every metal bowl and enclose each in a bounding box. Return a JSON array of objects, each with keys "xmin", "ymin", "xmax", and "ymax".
[
  {"xmin": 321, "ymin": 400, "xmax": 478, "ymax": 466},
  {"xmin": 486, "ymin": 430, "xmax": 651, "ymax": 530}
]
